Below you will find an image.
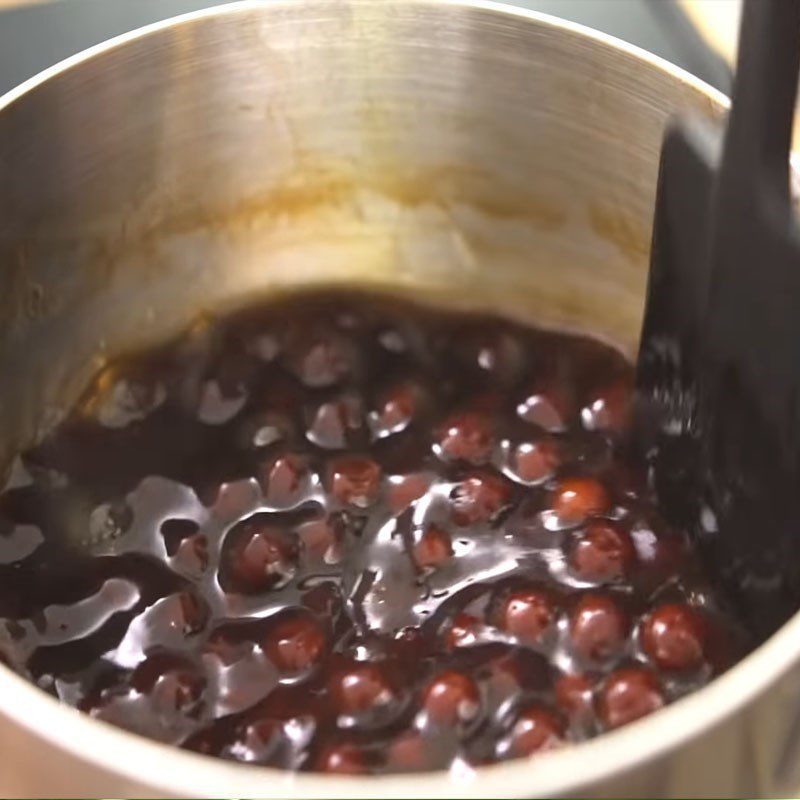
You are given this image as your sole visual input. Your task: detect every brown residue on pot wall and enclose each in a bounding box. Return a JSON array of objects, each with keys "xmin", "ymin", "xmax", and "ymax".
[{"xmin": 589, "ymin": 204, "xmax": 650, "ymax": 264}]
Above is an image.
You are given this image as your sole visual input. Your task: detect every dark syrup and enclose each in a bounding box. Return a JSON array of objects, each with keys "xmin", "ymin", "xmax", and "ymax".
[{"xmin": 0, "ymin": 291, "xmax": 750, "ymax": 773}]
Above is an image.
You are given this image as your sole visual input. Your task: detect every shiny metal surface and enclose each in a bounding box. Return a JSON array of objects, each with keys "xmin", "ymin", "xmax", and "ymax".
[
  {"xmin": 0, "ymin": 0, "xmax": 733, "ymax": 96},
  {"xmin": 0, "ymin": 1, "xmax": 798, "ymax": 797}
]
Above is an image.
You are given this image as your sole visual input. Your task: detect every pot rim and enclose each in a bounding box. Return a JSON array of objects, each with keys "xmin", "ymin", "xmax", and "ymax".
[{"xmin": 1, "ymin": 1, "xmax": 787, "ymax": 797}]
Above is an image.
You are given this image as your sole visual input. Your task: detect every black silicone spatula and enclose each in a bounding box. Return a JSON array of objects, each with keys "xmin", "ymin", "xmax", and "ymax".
[{"xmin": 636, "ymin": 0, "xmax": 800, "ymax": 639}]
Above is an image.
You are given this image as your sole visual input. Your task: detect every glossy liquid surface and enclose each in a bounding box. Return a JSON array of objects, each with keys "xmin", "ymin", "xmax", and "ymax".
[{"xmin": 0, "ymin": 292, "xmax": 748, "ymax": 773}]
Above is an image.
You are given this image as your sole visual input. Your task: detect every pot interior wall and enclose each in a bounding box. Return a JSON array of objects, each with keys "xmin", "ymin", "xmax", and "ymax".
[{"xmin": 0, "ymin": 0, "xmax": 724, "ymax": 469}]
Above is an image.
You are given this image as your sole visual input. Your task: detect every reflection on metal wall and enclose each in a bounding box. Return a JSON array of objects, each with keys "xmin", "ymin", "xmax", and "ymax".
[{"xmin": 0, "ymin": 0, "xmax": 730, "ymax": 96}]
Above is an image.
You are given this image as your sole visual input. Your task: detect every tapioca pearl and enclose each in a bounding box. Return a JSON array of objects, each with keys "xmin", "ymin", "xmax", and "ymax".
[
  {"xmin": 224, "ymin": 516, "xmax": 297, "ymax": 593},
  {"xmin": 474, "ymin": 647, "xmax": 551, "ymax": 704},
  {"xmin": 569, "ymin": 593, "xmax": 629, "ymax": 662},
  {"xmin": 504, "ymin": 705, "xmax": 564, "ymax": 758},
  {"xmin": 450, "ymin": 471, "xmax": 512, "ymax": 526},
  {"xmin": 470, "ymin": 391, "xmax": 506, "ymax": 414},
  {"xmin": 150, "ymin": 666, "xmax": 206, "ymax": 715},
  {"xmin": 378, "ymin": 327, "xmax": 407, "ymax": 354},
  {"xmin": 492, "ymin": 648, "xmax": 554, "ymax": 696},
  {"xmin": 87, "ymin": 501, "xmax": 133, "ymax": 546},
  {"xmin": 368, "ymin": 382, "xmax": 420, "ymax": 439},
  {"xmin": 517, "ymin": 386, "xmax": 571, "ymax": 432},
  {"xmin": 330, "ymin": 308, "xmax": 359, "ymax": 330},
  {"xmin": 569, "ymin": 520, "xmax": 635, "ymax": 583},
  {"xmin": 551, "ymin": 478, "xmax": 610, "ymax": 525},
  {"xmin": 306, "ymin": 396, "xmax": 363, "ymax": 450},
  {"xmin": 237, "ymin": 410, "xmax": 294, "ymax": 450},
  {"xmin": 393, "ymin": 625, "xmax": 424, "ymax": 649},
  {"xmin": 201, "ymin": 639, "xmax": 278, "ymax": 717},
  {"xmin": 131, "ymin": 653, "xmax": 198, "ymax": 691},
  {"xmin": 196, "ymin": 378, "xmax": 247, "ymax": 425},
  {"xmin": 327, "ymin": 509, "xmax": 369, "ymax": 543},
  {"xmin": 160, "ymin": 518, "xmax": 201, "ymax": 556},
  {"xmin": 254, "ymin": 371, "xmax": 306, "ymax": 417},
  {"xmin": 371, "ymin": 424, "xmax": 432, "ymax": 474},
  {"xmin": 171, "ymin": 533, "xmax": 209, "ymax": 577},
  {"xmin": 597, "ymin": 667, "xmax": 664, "ymax": 729},
  {"xmin": 203, "ymin": 628, "xmax": 243, "ymax": 665},
  {"xmin": 152, "ymin": 590, "xmax": 210, "ymax": 638},
  {"xmin": 641, "ymin": 603, "xmax": 708, "ymax": 672},
  {"xmin": 605, "ymin": 459, "xmax": 648, "ymax": 500},
  {"xmin": 508, "ymin": 438, "xmax": 560, "ymax": 484},
  {"xmin": 88, "ymin": 369, "xmax": 167, "ymax": 429},
  {"xmin": 297, "ymin": 517, "xmax": 339, "ymax": 562},
  {"xmin": 581, "ymin": 377, "xmax": 633, "ymax": 434},
  {"xmin": 328, "ymin": 662, "xmax": 397, "ymax": 718},
  {"xmin": 258, "ymin": 453, "xmax": 311, "ymax": 507},
  {"xmin": 316, "ymin": 743, "xmax": 369, "ymax": 774},
  {"xmin": 183, "ymin": 726, "xmax": 220, "ymax": 756},
  {"xmin": 301, "ymin": 581, "xmax": 343, "ymax": 620},
  {"xmin": 450, "ymin": 327, "xmax": 525, "ymax": 384},
  {"xmin": 653, "ymin": 535, "xmax": 691, "ymax": 575},
  {"xmin": 481, "ymin": 652, "xmax": 526, "ymax": 706},
  {"xmin": 228, "ymin": 718, "xmax": 286, "ymax": 764},
  {"xmin": 341, "ymin": 633, "xmax": 393, "ymax": 665},
  {"xmin": 386, "ymin": 473, "xmax": 433, "ymax": 514},
  {"xmin": 211, "ymin": 478, "xmax": 260, "ymax": 520},
  {"xmin": 555, "ymin": 673, "xmax": 595, "ymax": 719},
  {"xmin": 420, "ymin": 670, "xmax": 480, "ymax": 726},
  {"xmin": 166, "ymin": 317, "xmax": 216, "ymax": 398},
  {"xmin": 391, "ymin": 631, "xmax": 430, "ymax": 672},
  {"xmin": 245, "ymin": 330, "xmax": 281, "ymax": 362},
  {"xmin": 130, "ymin": 655, "xmax": 206, "ymax": 715},
  {"xmin": 327, "ymin": 456, "xmax": 382, "ymax": 508},
  {"xmin": 630, "ymin": 526, "xmax": 690, "ymax": 587},
  {"xmin": 387, "ymin": 732, "xmax": 439, "ymax": 772},
  {"xmin": 496, "ymin": 588, "xmax": 557, "ymax": 645},
  {"xmin": 434, "ymin": 411, "xmax": 495, "ymax": 465},
  {"xmin": 285, "ymin": 329, "xmax": 355, "ymax": 389},
  {"xmin": 263, "ymin": 612, "xmax": 326, "ymax": 675},
  {"xmin": 444, "ymin": 612, "xmax": 482, "ymax": 649},
  {"xmin": 168, "ymin": 603, "xmax": 216, "ymax": 660},
  {"xmin": 215, "ymin": 347, "xmax": 262, "ymax": 394},
  {"xmin": 413, "ymin": 525, "xmax": 453, "ymax": 569},
  {"xmin": 0, "ymin": 519, "xmax": 42, "ymax": 568}
]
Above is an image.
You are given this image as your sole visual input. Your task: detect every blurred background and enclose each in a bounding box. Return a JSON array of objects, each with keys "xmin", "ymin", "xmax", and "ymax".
[{"xmin": 0, "ymin": 0, "xmax": 741, "ymax": 96}]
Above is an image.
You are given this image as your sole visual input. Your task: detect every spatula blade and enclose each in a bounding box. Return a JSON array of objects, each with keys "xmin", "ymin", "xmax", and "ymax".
[{"xmin": 638, "ymin": 109, "xmax": 800, "ymax": 639}]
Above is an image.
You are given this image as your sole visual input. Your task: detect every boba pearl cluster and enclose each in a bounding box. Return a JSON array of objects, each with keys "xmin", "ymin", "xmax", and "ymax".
[{"xmin": 0, "ymin": 292, "xmax": 745, "ymax": 774}]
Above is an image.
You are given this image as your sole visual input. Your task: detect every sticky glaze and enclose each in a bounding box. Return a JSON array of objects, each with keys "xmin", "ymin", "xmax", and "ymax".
[{"xmin": 0, "ymin": 291, "xmax": 748, "ymax": 773}]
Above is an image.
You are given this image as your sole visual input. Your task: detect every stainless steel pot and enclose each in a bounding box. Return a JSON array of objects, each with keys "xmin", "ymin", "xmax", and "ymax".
[{"xmin": 1, "ymin": 1, "xmax": 799, "ymax": 796}]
